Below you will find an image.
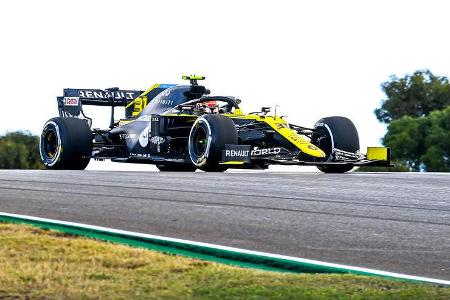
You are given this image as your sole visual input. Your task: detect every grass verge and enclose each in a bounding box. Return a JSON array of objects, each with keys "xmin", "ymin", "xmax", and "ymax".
[{"xmin": 0, "ymin": 223, "xmax": 448, "ymax": 299}]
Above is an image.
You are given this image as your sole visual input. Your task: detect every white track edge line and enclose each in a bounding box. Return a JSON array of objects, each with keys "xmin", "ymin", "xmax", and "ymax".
[{"xmin": 1, "ymin": 211, "xmax": 448, "ymax": 285}]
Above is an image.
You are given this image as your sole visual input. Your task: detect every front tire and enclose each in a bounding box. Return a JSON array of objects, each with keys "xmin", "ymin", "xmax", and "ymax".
[
  {"xmin": 188, "ymin": 115, "xmax": 238, "ymax": 172},
  {"xmin": 39, "ymin": 117, "xmax": 92, "ymax": 170},
  {"xmin": 312, "ymin": 116, "xmax": 359, "ymax": 173}
]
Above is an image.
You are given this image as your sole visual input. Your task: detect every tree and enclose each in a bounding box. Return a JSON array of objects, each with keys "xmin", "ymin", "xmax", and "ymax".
[
  {"xmin": 364, "ymin": 70, "xmax": 450, "ymax": 172},
  {"xmin": 0, "ymin": 131, "xmax": 44, "ymax": 169},
  {"xmin": 375, "ymin": 70, "xmax": 450, "ymax": 123},
  {"xmin": 382, "ymin": 106, "xmax": 450, "ymax": 172}
]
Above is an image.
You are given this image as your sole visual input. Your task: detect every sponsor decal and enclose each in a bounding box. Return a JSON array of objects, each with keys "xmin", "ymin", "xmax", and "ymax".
[
  {"xmin": 150, "ymin": 136, "xmax": 165, "ymax": 144},
  {"xmin": 161, "ymin": 89, "xmax": 171, "ymax": 97},
  {"xmin": 251, "ymin": 147, "xmax": 281, "ymax": 156},
  {"xmin": 130, "ymin": 153, "xmax": 151, "ymax": 158},
  {"xmin": 224, "ymin": 149, "xmax": 250, "ymax": 157},
  {"xmin": 136, "ymin": 115, "xmax": 152, "ymax": 122},
  {"xmin": 138, "ymin": 124, "xmax": 151, "ymax": 147},
  {"xmin": 288, "ymin": 133, "xmax": 309, "ymax": 144},
  {"xmin": 154, "ymin": 98, "xmax": 174, "ymax": 106},
  {"xmin": 222, "ymin": 146, "xmax": 285, "ymax": 162},
  {"xmin": 222, "ymin": 145, "xmax": 251, "ymax": 162},
  {"xmin": 79, "ymin": 90, "xmax": 138, "ymax": 100},
  {"xmin": 308, "ymin": 144, "xmax": 319, "ymax": 151},
  {"xmin": 276, "ymin": 123, "xmax": 287, "ymax": 129},
  {"xmin": 119, "ymin": 133, "xmax": 136, "ymax": 140},
  {"xmin": 63, "ymin": 97, "xmax": 79, "ymax": 106}
]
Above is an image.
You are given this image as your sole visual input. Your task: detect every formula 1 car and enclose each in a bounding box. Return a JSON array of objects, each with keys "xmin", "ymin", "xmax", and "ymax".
[{"xmin": 39, "ymin": 75, "xmax": 391, "ymax": 172}]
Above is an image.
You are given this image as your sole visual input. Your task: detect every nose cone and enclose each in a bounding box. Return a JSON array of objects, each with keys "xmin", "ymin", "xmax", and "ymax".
[
  {"xmin": 302, "ymin": 143, "xmax": 326, "ymax": 158},
  {"xmin": 267, "ymin": 118, "xmax": 327, "ymax": 159},
  {"xmin": 280, "ymin": 129, "xmax": 326, "ymax": 158}
]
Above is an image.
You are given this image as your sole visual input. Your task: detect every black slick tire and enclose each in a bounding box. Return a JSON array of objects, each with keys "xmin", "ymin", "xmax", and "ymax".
[
  {"xmin": 39, "ymin": 117, "xmax": 92, "ymax": 170},
  {"xmin": 313, "ymin": 116, "xmax": 359, "ymax": 173},
  {"xmin": 188, "ymin": 114, "xmax": 238, "ymax": 172}
]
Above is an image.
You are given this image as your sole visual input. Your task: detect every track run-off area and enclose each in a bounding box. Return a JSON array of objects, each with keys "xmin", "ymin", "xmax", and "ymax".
[{"xmin": 0, "ymin": 170, "xmax": 448, "ymax": 281}]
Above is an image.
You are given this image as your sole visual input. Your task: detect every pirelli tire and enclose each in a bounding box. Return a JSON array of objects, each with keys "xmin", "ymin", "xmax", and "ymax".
[
  {"xmin": 188, "ymin": 114, "xmax": 238, "ymax": 172},
  {"xmin": 39, "ymin": 117, "xmax": 92, "ymax": 170},
  {"xmin": 313, "ymin": 116, "xmax": 360, "ymax": 173}
]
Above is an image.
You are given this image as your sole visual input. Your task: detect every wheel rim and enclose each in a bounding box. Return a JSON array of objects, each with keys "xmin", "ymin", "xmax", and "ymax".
[
  {"xmin": 192, "ymin": 127, "xmax": 208, "ymax": 157},
  {"xmin": 43, "ymin": 129, "xmax": 58, "ymax": 159},
  {"xmin": 188, "ymin": 117, "xmax": 213, "ymax": 167},
  {"xmin": 40, "ymin": 121, "xmax": 61, "ymax": 166}
]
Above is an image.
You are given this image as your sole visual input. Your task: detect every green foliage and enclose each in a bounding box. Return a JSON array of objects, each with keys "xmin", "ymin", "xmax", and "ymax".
[
  {"xmin": 375, "ymin": 70, "xmax": 450, "ymax": 123},
  {"xmin": 383, "ymin": 107, "xmax": 450, "ymax": 172},
  {"xmin": 0, "ymin": 131, "xmax": 44, "ymax": 169},
  {"xmin": 373, "ymin": 70, "xmax": 450, "ymax": 172}
]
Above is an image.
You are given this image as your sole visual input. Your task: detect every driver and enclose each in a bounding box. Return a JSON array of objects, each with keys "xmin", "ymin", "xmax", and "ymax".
[{"xmin": 197, "ymin": 101, "xmax": 219, "ymax": 114}]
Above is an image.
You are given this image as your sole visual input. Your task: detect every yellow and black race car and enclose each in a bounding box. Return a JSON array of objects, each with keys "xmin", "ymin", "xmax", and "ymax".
[{"xmin": 39, "ymin": 75, "xmax": 391, "ymax": 172}]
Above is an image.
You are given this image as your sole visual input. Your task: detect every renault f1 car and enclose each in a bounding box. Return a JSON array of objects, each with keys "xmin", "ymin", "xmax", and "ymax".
[{"xmin": 39, "ymin": 75, "xmax": 391, "ymax": 172}]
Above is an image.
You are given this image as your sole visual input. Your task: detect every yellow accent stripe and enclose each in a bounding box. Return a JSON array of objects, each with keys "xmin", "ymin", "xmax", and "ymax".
[
  {"xmin": 126, "ymin": 84, "xmax": 161, "ymax": 108},
  {"xmin": 125, "ymin": 99, "xmax": 136, "ymax": 108},
  {"xmin": 223, "ymin": 108, "xmax": 245, "ymax": 117},
  {"xmin": 220, "ymin": 161, "xmax": 245, "ymax": 165}
]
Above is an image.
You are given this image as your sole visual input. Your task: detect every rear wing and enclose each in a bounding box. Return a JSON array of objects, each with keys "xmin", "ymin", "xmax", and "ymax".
[
  {"xmin": 57, "ymin": 88, "xmax": 144, "ymax": 119},
  {"xmin": 57, "ymin": 85, "xmax": 174, "ymax": 126}
]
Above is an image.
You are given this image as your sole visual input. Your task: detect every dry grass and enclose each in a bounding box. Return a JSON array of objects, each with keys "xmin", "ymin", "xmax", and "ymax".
[{"xmin": 0, "ymin": 223, "xmax": 449, "ymax": 299}]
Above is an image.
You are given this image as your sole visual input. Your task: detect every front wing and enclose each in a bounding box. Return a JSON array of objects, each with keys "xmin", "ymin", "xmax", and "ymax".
[{"xmin": 220, "ymin": 145, "xmax": 392, "ymax": 168}]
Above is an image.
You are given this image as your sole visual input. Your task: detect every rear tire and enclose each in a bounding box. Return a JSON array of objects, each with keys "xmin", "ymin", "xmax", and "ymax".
[
  {"xmin": 312, "ymin": 116, "xmax": 359, "ymax": 173},
  {"xmin": 39, "ymin": 117, "xmax": 92, "ymax": 170},
  {"xmin": 188, "ymin": 115, "xmax": 238, "ymax": 172}
]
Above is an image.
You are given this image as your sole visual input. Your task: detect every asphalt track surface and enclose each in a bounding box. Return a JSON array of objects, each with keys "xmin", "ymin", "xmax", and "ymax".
[{"xmin": 0, "ymin": 170, "xmax": 449, "ymax": 280}]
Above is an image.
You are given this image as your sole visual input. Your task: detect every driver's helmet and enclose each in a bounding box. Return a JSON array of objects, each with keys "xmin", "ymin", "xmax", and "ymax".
[{"xmin": 201, "ymin": 100, "xmax": 219, "ymax": 114}]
